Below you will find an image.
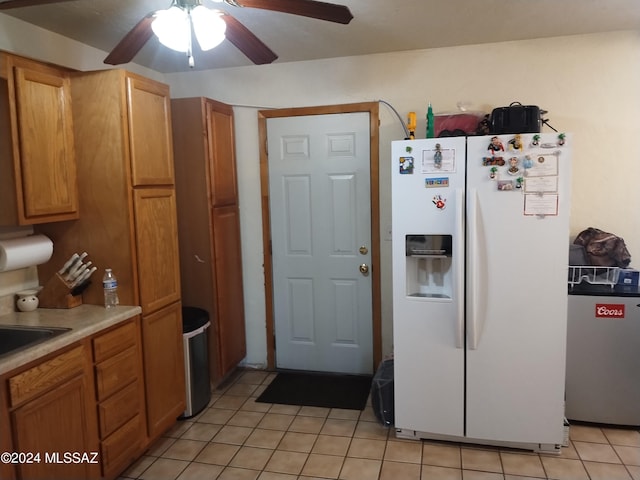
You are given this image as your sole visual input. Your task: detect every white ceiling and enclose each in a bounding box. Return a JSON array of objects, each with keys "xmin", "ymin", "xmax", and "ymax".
[{"xmin": 2, "ymin": 0, "xmax": 639, "ymax": 73}]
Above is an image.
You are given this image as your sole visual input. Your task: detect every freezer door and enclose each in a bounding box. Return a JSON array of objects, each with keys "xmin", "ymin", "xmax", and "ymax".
[
  {"xmin": 391, "ymin": 138, "xmax": 466, "ymax": 436},
  {"xmin": 464, "ymin": 133, "xmax": 571, "ymax": 445}
]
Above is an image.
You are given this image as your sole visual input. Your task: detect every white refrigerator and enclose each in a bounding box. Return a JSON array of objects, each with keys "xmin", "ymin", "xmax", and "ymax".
[{"xmin": 391, "ymin": 133, "xmax": 571, "ymax": 452}]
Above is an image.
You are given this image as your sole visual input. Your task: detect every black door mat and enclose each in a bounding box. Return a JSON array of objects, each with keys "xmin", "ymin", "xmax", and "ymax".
[{"xmin": 256, "ymin": 371, "xmax": 373, "ymax": 410}]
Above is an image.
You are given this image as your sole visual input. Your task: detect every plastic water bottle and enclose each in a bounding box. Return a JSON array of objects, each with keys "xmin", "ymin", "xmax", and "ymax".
[{"xmin": 102, "ymin": 268, "xmax": 119, "ymax": 308}]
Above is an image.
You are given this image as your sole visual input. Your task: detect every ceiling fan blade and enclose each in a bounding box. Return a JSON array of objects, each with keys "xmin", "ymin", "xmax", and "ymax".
[
  {"xmin": 222, "ymin": 14, "xmax": 278, "ymax": 65},
  {"xmin": 0, "ymin": 0, "xmax": 75, "ymax": 9},
  {"xmin": 231, "ymin": 0, "xmax": 353, "ymax": 24},
  {"xmin": 103, "ymin": 14, "xmax": 154, "ymax": 65}
]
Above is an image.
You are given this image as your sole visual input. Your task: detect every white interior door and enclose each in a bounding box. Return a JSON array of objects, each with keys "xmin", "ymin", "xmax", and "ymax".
[{"xmin": 267, "ymin": 112, "xmax": 373, "ymax": 374}]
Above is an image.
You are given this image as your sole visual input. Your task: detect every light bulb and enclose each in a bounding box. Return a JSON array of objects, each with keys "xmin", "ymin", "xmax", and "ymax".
[
  {"xmin": 152, "ymin": 6, "xmax": 190, "ymax": 53},
  {"xmin": 191, "ymin": 6, "xmax": 226, "ymax": 51}
]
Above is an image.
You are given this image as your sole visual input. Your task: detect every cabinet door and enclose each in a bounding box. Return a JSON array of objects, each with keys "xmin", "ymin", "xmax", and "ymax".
[
  {"xmin": 212, "ymin": 205, "xmax": 246, "ymax": 377},
  {"xmin": 133, "ymin": 187, "xmax": 181, "ymax": 314},
  {"xmin": 11, "ymin": 62, "xmax": 79, "ymax": 223},
  {"xmin": 141, "ymin": 302, "xmax": 185, "ymax": 439},
  {"xmin": 11, "ymin": 376, "xmax": 99, "ymax": 480},
  {"xmin": 206, "ymin": 99, "xmax": 238, "ymax": 206},
  {"xmin": 127, "ymin": 75, "xmax": 175, "ymax": 186}
]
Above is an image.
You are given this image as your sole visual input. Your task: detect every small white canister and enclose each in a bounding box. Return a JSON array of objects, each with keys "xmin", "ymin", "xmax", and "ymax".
[{"xmin": 16, "ymin": 289, "xmax": 40, "ymax": 312}]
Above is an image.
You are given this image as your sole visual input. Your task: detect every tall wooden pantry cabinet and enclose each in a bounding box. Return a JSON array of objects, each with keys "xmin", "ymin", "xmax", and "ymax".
[
  {"xmin": 36, "ymin": 69, "xmax": 185, "ymax": 443},
  {"xmin": 171, "ymin": 97, "xmax": 246, "ymax": 383}
]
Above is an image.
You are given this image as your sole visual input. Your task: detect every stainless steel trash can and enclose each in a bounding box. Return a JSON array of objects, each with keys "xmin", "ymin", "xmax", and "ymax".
[{"xmin": 181, "ymin": 307, "xmax": 211, "ymax": 418}]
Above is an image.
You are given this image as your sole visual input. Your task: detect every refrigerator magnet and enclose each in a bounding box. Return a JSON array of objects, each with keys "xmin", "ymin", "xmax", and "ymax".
[
  {"xmin": 399, "ymin": 156, "xmax": 414, "ymax": 174},
  {"xmin": 557, "ymin": 133, "xmax": 566, "ymax": 146},
  {"xmin": 425, "ymin": 177, "xmax": 449, "ymax": 188},
  {"xmin": 434, "ymin": 143, "xmax": 443, "ymax": 169},
  {"xmin": 497, "ymin": 180, "xmax": 514, "ymax": 191},
  {"xmin": 531, "ymin": 134, "xmax": 541, "ymax": 147},
  {"xmin": 508, "ymin": 134, "xmax": 524, "ymax": 151},
  {"xmin": 507, "ymin": 157, "xmax": 520, "ymax": 175},
  {"xmin": 432, "ymin": 194, "xmax": 446, "ymax": 210},
  {"xmin": 522, "ymin": 155, "xmax": 534, "ymax": 169},
  {"xmin": 483, "ymin": 156, "xmax": 505, "ymax": 166},
  {"xmin": 488, "ymin": 136, "xmax": 505, "ymax": 154}
]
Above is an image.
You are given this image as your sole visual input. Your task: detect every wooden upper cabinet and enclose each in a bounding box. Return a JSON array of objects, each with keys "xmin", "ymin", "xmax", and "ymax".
[
  {"xmin": 127, "ymin": 76, "xmax": 175, "ymax": 186},
  {"xmin": 133, "ymin": 188, "xmax": 181, "ymax": 314},
  {"xmin": 206, "ymin": 101, "xmax": 238, "ymax": 206},
  {"xmin": 0, "ymin": 54, "xmax": 79, "ymax": 225}
]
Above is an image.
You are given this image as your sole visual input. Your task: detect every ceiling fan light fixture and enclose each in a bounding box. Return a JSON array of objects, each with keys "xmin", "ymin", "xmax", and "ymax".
[
  {"xmin": 152, "ymin": 6, "xmax": 190, "ymax": 53},
  {"xmin": 191, "ymin": 6, "xmax": 226, "ymax": 51}
]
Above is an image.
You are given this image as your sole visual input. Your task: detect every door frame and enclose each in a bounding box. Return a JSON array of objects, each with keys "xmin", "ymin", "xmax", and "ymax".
[{"xmin": 258, "ymin": 102, "xmax": 381, "ymax": 371}]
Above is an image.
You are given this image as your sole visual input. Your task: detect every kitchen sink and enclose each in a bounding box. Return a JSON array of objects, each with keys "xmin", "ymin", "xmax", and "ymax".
[{"xmin": 0, "ymin": 325, "xmax": 71, "ymax": 358}]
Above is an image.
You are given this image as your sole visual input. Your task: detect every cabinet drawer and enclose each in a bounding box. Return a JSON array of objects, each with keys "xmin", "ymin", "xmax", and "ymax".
[
  {"xmin": 95, "ymin": 347, "xmax": 137, "ymax": 401},
  {"xmin": 9, "ymin": 346, "xmax": 84, "ymax": 407},
  {"xmin": 101, "ymin": 414, "xmax": 143, "ymax": 479},
  {"xmin": 98, "ymin": 379, "xmax": 140, "ymax": 439},
  {"xmin": 93, "ymin": 321, "xmax": 136, "ymax": 363}
]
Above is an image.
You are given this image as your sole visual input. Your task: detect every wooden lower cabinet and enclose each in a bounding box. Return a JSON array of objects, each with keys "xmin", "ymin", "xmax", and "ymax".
[
  {"xmin": 7, "ymin": 346, "xmax": 100, "ymax": 480},
  {"xmin": 92, "ymin": 319, "xmax": 146, "ymax": 479},
  {"xmin": 141, "ymin": 302, "xmax": 186, "ymax": 440},
  {"xmin": 0, "ymin": 312, "xmax": 185, "ymax": 480},
  {"xmin": 0, "ymin": 314, "xmax": 181, "ymax": 480}
]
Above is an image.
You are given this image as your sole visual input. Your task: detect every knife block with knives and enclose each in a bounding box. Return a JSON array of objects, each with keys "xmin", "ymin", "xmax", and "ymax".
[
  {"xmin": 38, "ymin": 252, "xmax": 97, "ymax": 309},
  {"xmin": 38, "ymin": 273, "xmax": 84, "ymax": 309}
]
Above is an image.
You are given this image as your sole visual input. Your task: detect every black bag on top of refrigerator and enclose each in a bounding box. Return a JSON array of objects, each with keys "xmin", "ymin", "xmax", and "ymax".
[{"xmin": 490, "ymin": 102, "xmax": 542, "ymax": 134}]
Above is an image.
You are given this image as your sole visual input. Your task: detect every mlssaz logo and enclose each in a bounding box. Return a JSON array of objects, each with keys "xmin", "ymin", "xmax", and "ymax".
[{"xmin": 595, "ymin": 303, "xmax": 625, "ymax": 318}]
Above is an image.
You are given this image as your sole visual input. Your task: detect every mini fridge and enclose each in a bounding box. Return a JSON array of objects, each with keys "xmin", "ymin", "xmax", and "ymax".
[{"xmin": 565, "ymin": 283, "xmax": 640, "ymax": 426}]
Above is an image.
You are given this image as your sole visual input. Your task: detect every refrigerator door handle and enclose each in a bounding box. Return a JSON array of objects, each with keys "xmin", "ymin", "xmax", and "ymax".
[
  {"xmin": 467, "ymin": 188, "xmax": 487, "ymax": 350},
  {"xmin": 454, "ymin": 187, "xmax": 465, "ymax": 349}
]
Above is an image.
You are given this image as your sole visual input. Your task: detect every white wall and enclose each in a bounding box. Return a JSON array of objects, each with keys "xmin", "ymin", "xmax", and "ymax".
[
  {"xmin": 0, "ymin": 14, "xmax": 162, "ymax": 79},
  {"xmin": 1, "ymin": 13, "xmax": 638, "ymax": 367}
]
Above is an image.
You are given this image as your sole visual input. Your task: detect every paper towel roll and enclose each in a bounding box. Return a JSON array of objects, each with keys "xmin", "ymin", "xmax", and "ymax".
[{"xmin": 0, "ymin": 234, "xmax": 53, "ymax": 272}]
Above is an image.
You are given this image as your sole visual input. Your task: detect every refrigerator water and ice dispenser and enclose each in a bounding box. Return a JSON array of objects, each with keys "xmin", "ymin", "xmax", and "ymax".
[{"xmin": 405, "ymin": 234, "xmax": 453, "ymax": 298}]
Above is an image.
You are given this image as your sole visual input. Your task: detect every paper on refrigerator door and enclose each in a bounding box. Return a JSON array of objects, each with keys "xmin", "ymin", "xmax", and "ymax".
[{"xmin": 524, "ymin": 194, "xmax": 559, "ymax": 216}]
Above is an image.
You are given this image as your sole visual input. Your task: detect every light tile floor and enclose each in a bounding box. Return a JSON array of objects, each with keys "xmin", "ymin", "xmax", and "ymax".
[{"xmin": 120, "ymin": 369, "xmax": 640, "ymax": 480}]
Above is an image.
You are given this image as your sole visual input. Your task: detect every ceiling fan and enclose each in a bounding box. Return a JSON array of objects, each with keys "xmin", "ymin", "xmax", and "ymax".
[{"xmin": 0, "ymin": 0, "xmax": 354, "ymax": 67}]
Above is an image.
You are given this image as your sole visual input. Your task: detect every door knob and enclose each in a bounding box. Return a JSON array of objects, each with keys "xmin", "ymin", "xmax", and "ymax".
[{"xmin": 359, "ymin": 264, "xmax": 369, "ymax": 275}]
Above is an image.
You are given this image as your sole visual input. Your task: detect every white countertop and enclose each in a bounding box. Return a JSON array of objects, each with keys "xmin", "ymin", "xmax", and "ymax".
[{"xmin": 0, "ymin": 304, "xmax": 142, "ymax": 376}]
